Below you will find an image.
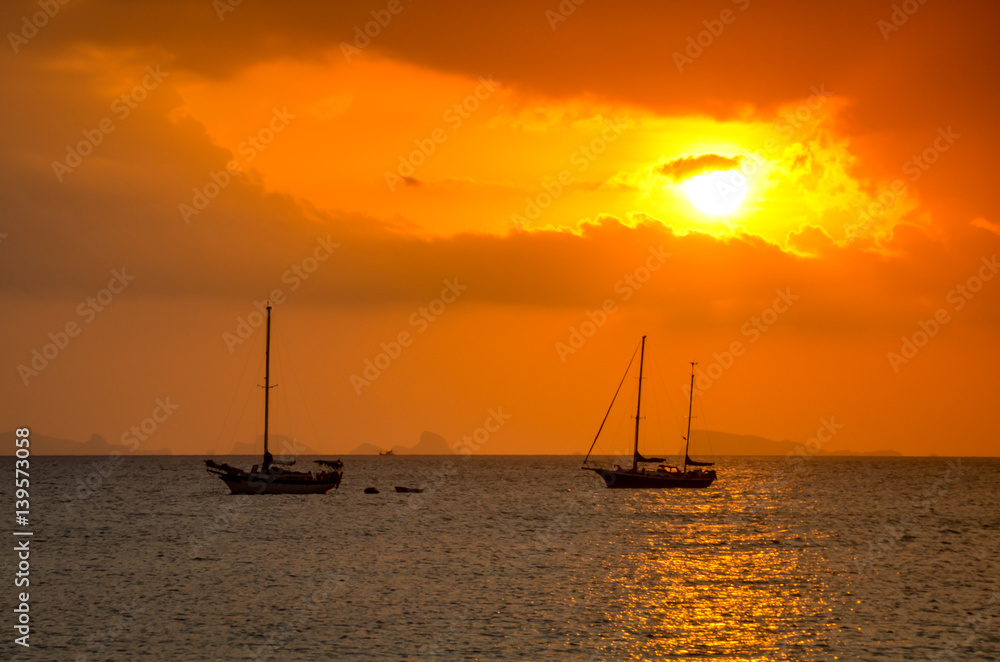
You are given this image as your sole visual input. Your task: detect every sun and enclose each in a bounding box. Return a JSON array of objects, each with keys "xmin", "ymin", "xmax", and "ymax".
[{"xmin": 683, "ymin": 169, "xmax": 748, "ymax": 216}]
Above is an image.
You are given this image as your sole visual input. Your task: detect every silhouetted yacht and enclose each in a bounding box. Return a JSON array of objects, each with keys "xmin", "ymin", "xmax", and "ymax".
[
  {"xmin": 582, "ymin": 336, "xmax": 716, "ymax": 489},
  {"xmin": 205, "ymin": 304, "xmax": 343, "ymax": 494}
]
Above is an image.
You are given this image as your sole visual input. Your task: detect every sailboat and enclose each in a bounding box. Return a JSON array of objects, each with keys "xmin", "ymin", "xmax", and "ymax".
[
  {"xmin": 205, "ymin": 304, "xmax": 343, "ymax": 494},
  {"xmin": 582, "ymin": 335, "xmax": 717, "ymax": 489}
]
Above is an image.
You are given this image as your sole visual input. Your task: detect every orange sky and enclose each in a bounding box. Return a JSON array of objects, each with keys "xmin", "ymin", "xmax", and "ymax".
[{"xmin": 2, "ymin": 0, "xmax": 999, "ymax": 456}]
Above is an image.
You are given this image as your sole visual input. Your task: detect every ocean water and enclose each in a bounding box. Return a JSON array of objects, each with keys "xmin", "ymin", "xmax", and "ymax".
[{"xmin": 3, "ymin": 455, "xmax": 999, "ymax": 661}]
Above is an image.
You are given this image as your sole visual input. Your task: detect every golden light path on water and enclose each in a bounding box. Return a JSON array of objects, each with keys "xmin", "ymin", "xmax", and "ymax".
[
  {"xmin": 30, "ymin": 456, "xmax": 999, "ymax": 660},
  {"xmin": 585, "ymin": 467, "xmax": 844, "ymax": 660}
]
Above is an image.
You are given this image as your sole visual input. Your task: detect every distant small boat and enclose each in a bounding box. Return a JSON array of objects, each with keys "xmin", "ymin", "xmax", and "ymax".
[
  {"xmin": 582, "ymin": 335, "xmax": 717, "ymax": 489},
  {"xmin": 377, "ymin": 449, "xmax": 394, "ymax": 456},
  {"xmin": 394, "ymin": 486, "xmax": 423, "ymax": 493},
  {"xmin": 204, "ymin": 304, "xmax": 343, "ymax": 494}
]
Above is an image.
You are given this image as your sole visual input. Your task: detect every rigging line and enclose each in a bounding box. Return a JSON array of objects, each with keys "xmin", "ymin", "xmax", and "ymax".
[
  {"xmin": 277, "ymin": 325, "xmax": 322, "ymax": 457},
  {"xmin": 602, "ymin": 398, "xmax": 625, "ymax": 461},
  {"xmin": 695, "ymin": 395, "xmax": 716, "ymax": 459},
  {"xmin": 275, "ymin": 338, "xmax": 294, "ymax": 455},
  {"xmin": 614, "ymin": 373, "xmax": 640, "ymax": 460},
  {"xmin": 598, "ymin": 377, "xmax": 634, "ymax": 462},
  {"xmin": 583, "ymin": 340, "xmax": 641, "ymax": 467},
  {"xmin": 593, "ymin": 371, "xmax": 634, "ymax": 462},
  {"xmin": 272, "ymin": 332, "xmax": 290, "ymax": 443},
  {"xmin": 653, "ymin": 364, "xmax": 684, "ymax": 455},
  {"xmin": 215, "ymin": 325, "xmax": 264, "ymax": 450},
  {"xmin": 232, "ymin": 350, "xmax": 266, "ymax": 454},
  {"xmin": 651, "ymin": 361, "xmax": 686, "ymax": 447},
  {"xmin": 647, "ymin": 369, "xmax": 664, "ymax": 456}
]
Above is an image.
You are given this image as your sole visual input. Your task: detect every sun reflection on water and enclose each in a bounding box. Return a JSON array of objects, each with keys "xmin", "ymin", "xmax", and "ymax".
[{"xmin": 592, "ymin": 482, "xmax": 837, "ymax": 660}]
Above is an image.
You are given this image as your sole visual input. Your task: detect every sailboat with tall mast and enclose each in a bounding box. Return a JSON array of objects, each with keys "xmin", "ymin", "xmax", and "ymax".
[
  {"xmin": 205, "ymin": 304, "xmax": 343, "ymax": 494},
  {"xmin": 582, "ymin": 335, "xmax": 717, "ymax": 488}
]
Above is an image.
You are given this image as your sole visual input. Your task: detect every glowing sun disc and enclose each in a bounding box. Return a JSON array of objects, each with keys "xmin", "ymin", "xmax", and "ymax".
[{"xmin": 684, "ymin": 169, "xmax": 747, "ymax": 216}]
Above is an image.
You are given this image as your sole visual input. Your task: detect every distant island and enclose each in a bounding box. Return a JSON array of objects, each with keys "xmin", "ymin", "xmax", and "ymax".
[
  {"xmin": 349, "ymin": 431, "xmax": 452, "ymax": 455},
  {"xmin": 226, "ymin": 434, "xmax": 324, "ymax": 459},
  {"xmin": 683, "ymin": 430, "xmax": 902, "ymax": 457},
  {"xmin": 0, "ymin": 430, "xmax": 172, "ymax": 455},
  {"xmin": 348, "ymin": 429, "xmax": 902, "ymax": 456},
  {"xmin": 0, "ymin": 428, "xmax": 904, "ymax": 456}
]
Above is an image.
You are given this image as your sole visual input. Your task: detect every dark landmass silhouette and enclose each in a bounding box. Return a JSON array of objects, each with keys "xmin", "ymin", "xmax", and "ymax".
[
  {"xmin": 683, "ymin": 430, "xmax": 901, "ymax": 457},
  {"xmin": 226, "ymin": 434, "xmax": 324, "ymax": 459},
  {"xmin": 349, "ymin": 431, "xmax": 452, "ymax": 455},
  {"xmin": 0, "ymin": 430, "xmax": 171, "ymax": 455},
  {"xmin": 1, "ymin": 429, "xmax": 905, "ymax": 456}
]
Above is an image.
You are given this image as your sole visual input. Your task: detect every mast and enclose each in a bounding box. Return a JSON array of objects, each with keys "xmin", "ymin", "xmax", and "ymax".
[
  {"xmin": 632, "ymin": 335, "xmax": 646, "ymax": 471},
  {"xmin": 262, "ymin": 304, "xmax": 273, "ymax": 469},
  {"xmin": 684, "ymin": 361, "xmax": 696, "ymax": 472}
]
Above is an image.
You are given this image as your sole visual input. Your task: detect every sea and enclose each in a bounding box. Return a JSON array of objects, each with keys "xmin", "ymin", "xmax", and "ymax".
[{"xmin": 3, "ymin": 455, "xmax": 999, "ymax": 661}]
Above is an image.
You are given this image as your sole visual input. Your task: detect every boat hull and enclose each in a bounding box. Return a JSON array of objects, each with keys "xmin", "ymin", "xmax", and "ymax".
[
  {"xmin": 586, "ymin": 467, "xmax": 716, "ymax": 489},
  {"xmin": 217, "ymin": 473, "xmax": 341, "ymax": 495}
]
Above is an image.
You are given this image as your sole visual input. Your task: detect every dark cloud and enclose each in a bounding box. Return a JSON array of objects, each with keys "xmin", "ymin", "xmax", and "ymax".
[
  {"xmin": 3, "ymin": 0, "xmax": 1000, "ymax": 456},
  {"xmin": 3, "ymin": 0, "xmax": 997, "ymax": 120},
  {"xmin": 657, "ymin": 154, "xmax": 743, "ymax": 181}
]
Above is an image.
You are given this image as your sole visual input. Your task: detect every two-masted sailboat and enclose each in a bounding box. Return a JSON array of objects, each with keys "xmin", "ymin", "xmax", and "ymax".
[
  {"xmin": 582, "ymin": 336, "xmax": 717, "ymax": 488},
  {"xmin": 205, "ymin": 304, "xmax": 343, "ymax": 494}
]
